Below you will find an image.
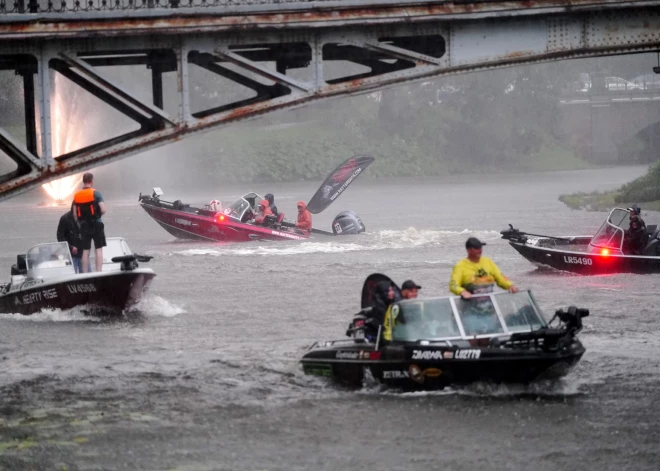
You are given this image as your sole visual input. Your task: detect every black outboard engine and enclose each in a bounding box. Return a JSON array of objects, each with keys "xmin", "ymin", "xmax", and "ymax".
[
  {"xmin": 554, "ymin": 305, "xmax": 589, "ymax": 334},
  {"xmin": 332, "ymin": 211, "xmax": 365, "ymax": 235},
  {"xmin": 346, "ymin": 307, "xmax": 372, "ymax": 338}
]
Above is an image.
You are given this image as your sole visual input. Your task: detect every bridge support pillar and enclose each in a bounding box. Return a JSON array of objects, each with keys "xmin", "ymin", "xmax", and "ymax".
[{"xmin": 590, "ymin": 104, "xmax": 617, "ymax": 164}]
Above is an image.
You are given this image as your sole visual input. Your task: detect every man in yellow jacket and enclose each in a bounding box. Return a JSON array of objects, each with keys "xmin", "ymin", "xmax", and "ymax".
[{"xmin": 450, "ymin": 237, "xmax": 518, "ymax": 299}]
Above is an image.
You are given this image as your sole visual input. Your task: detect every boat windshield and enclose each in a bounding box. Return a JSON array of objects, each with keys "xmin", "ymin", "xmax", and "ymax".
[
  {"xmin": 389, "ymin": 290, "xmax": 546, "ymax": 342},
  {"xmin": 222, "ymin": 192, "xmax": 263, "ymax": 221},
  {"xmin": 589, "ymin": 208, "xmax": 629, "ymax": 252},
  {"xmin": 223, "ymin": 198, "xmax": 250, "ymax": 220},
  {"xmin": 26, "ymin": 242, "xmax": 73, "ymax": 270}
]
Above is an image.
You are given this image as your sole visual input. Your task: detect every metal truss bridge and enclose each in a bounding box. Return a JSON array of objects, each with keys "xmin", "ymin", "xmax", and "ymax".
[{"xmin": 2, "ymin": 0, "xmax": 660, "ymax": 200}]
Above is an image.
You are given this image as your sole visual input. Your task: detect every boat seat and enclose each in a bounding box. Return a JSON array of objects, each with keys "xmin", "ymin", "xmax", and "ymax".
[
  {"xmin": 277, "ymin": 213, "xmax": 285, "ymax": 224},
  {"xmin": 648, "ymin": 225, "xmax": 660, "ymax": 242},
  {"xmin": 11, "ymin": 254, "xmax": 27, "ymax": 276},
  {"xmin": 643, "ymin": 238, "xmax": 660, "ymax": 256},
  {"xmin": 264, "ymin": 214, "xmax": 278, "ymax": 228}
]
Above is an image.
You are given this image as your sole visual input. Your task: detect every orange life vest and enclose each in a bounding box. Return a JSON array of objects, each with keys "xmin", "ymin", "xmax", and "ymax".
[{"xmin": 73, "ymin": 187, "xmax": 99, "ymax": 222}]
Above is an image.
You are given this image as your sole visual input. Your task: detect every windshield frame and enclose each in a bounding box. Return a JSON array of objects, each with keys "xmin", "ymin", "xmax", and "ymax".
[
  {"xmin": 589, "ymin": 208, "xmax": 630, "ymax": 252},
  {"xmin": 222, "ymin": 192, "xmax": 264, "ymax": 221},
  {"xmin": 387, "ymin": 290, "xmax": 547, "ymax": 343}
]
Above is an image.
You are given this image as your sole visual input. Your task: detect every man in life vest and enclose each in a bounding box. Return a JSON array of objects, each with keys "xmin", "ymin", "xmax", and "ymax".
[
  {"xmin": 264, "ymin": 193, "xmax": 278, "ymax": 217},
  {"xmin": 401, "ymin": 280, "xmax": 421, "ymax": 299},
  {"xmin": 295, "ymin": 201, "xmax": 312, "ymax": 233},
  {"xmin": 254, "ymin": 199, "xmax": 273, "ymax": 226},
  {"xmin": 73, "ymin": 172, "xmax": 107, "ymax": 272}
]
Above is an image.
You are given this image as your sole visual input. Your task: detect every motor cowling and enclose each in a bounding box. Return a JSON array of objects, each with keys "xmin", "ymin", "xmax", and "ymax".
[{"xmin": 332, "ymin": 211, "xmax": 365, "ymax": 235}]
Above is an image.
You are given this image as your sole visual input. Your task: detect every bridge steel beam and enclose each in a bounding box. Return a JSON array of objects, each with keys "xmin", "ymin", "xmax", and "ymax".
[{"xmin": 2, "ymin": 2, "xmax": 660, "ymax": 200}]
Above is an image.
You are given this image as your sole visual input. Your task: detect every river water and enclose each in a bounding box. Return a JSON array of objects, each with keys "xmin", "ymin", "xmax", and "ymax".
[{"xmin": 1, "ymin": 166, "xmax": 659, "ymax": 470}]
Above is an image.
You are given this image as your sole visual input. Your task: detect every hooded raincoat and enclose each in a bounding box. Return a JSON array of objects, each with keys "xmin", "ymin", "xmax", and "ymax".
[
  {"xmin": 254, "ymin": 199, "xmax": 273, "ymax": 225},
  {"xmin": 296, "ymin": 201, "xmax": 312, "ymax": 232}
]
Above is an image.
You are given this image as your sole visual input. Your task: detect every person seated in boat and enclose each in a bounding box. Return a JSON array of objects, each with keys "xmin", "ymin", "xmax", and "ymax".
[
  {"xmin": 296, "ymin": 201, "xmax": 312, "ymax": 233},
  {"xmin": 265, "ymin": 193, "xmax": 278, "ymax": 217},
  {"xmin": 254, "ymin": 199, "xmax": 274, "ymax": 226},
  {"xmin": 450, "ymin": 237, "xmax": 518, "ymax": 299},
  {"xmin": 401, "ymin": 280, "xmax": 421, "ymax": 299},
  {"xmin": 365, "ymin": 281, "xmax": 401, "ymax": 341},
  {"xmin": 624, "ymin": 204, "xmax": 648, "ymax": 255}
]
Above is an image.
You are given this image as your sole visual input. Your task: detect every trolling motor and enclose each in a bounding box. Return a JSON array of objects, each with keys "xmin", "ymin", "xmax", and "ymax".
[
  {"xmin": 505, "ymin": 305, "xmax": 589, "ymax": 351},
  {"xmin": 111, "ymin": 254, "xmax": 153, "ymax": 271},
  {"xmin": 553, "ymin": 305, "xmax": 590, "ymax": 334},
  {"xmin": 500, "ymin": 224, "xmax": 527, "ymax": 242}
]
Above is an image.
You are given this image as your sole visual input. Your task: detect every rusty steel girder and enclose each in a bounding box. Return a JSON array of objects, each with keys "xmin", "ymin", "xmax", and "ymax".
[
  {"xmin": 0, "ymin": 0, "xmax": 659, "ymax": 39},
  {"xmin": 2, "ymin": 4, "xmax": 660, "ymax": 201}
]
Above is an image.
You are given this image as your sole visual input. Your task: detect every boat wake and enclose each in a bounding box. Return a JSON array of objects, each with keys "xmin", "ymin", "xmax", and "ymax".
[
  {"xmin": 0, "ymin": 295, "xmax": 184, "ymax": 322},
  {"xmin": 170, "ymin": 228, "xmax": 500, "ymax": 258},
  {"xmin": 356, "ymin": 377, "xmax": 587, "ymax": 399},
  {"xmin": 0, "ymin": 306, "xmax": 104, "ymax": 322},
  {"xmin": 130, "ymin": 294, "xmax": 186, "ymax": 318}
]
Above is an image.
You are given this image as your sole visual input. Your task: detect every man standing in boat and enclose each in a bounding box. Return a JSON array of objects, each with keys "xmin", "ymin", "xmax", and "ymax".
[
  {"xmin": 73, "ymin": 172, "xmax": 107, "ymax": 273},
  {"xmin": 56, "ymin": 204, "xmax": 87, "ymax": 273},
  {"xmin": 450, "ymin": 237, "xmax": 518, "ymax": 299}
]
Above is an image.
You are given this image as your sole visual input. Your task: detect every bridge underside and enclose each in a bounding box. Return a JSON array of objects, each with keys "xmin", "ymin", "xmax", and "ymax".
[{"xmin": 2, "ymin": 3, "xmax": 660, "ymax": 200}]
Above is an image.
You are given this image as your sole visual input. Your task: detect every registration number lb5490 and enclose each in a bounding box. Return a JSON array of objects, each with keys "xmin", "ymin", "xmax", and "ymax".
[{"xmin": 563, "ymin": 256, "xmax": 593, "ymax": 265}]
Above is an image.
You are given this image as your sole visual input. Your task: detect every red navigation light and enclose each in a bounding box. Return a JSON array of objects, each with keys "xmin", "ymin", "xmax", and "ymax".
[
  {"xmin": 217, "ymin": 214, "xmax": 226, "ymax": 222},
  {"xmin": 601, "ymin": 248, "xmax": 610, "ymax": 256},
  {"xmin": 369, "ymin": 351, "xmax": 381, "ymax": 360}
]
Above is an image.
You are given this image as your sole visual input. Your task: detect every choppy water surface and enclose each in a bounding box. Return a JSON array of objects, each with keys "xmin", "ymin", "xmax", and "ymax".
[{"xmin": 1, "ymin": 167, "xmax": 659, "ymax": 470}]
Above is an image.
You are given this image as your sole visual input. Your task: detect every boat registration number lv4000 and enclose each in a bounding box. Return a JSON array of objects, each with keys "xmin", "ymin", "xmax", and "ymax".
[{"xmin": 563, "ymin": 256, "xmax": 593, "ymax": 265}]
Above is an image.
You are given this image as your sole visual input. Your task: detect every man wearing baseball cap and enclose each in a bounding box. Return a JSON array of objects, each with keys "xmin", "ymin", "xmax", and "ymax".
[
  {"xmin": 450, "ymin": 237, "xmax": 518, "ymax": 299},
  {"xmin": 401, "ymin": 280, "xmax": 421, "ymax": 299}
]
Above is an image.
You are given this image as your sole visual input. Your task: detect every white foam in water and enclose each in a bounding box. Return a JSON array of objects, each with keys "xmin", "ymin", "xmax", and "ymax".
[
  {"xmin": 0, "ymin": 305, "xmax": 103, "ymax": 322},
  {"xmin": 132, "ymin": 294, "xmax": 186, "ymax": 318},
  {"xmin": 0, "ymin": 296, "xmax": 184, "ymax": 321},
  {"xmin": 172, "ymin": 228, "xmax": 501, "ymax": 258}
]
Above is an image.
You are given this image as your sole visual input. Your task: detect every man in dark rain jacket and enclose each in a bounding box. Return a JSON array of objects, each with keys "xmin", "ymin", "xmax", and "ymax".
[
  {"xmin": 56, "ymin": 206, "xmax": 86, "ymax": 273},
  {"xmin": 265, "ymin": 193, "xmax": 278, "ymax": 217},
  {"xmin": 364, "ymin": 281, "xmax": 401, "ymax": 341},
  {"xmin": 625, "ymin": 204, "xmax": 648, "ymax": 255}
]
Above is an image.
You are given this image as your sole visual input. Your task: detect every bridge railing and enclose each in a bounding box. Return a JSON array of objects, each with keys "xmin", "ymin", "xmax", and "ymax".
[{"xmin": 0, "ymin": 0, "xmax": 319, "ymax": 14}]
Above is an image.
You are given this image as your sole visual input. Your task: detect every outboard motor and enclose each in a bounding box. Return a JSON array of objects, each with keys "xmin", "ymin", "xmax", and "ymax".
[
  {"xmin": 555, "ymin": 306, "xmax": 589, "ymax": 334},
  {"xmin": 332, "ymin": 211, "xmax": 365, "ymax": 235}
]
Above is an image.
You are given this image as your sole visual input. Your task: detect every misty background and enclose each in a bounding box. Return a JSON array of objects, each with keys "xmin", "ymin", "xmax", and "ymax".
[{"xmin": 1, "ymin": 52, "xmax": 659, "ymax": 199}]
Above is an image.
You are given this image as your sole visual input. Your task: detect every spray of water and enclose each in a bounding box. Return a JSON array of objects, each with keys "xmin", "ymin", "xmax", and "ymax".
[{"xmin": 41, "ymin": 74, "xmax": 82, "ymax": 203}]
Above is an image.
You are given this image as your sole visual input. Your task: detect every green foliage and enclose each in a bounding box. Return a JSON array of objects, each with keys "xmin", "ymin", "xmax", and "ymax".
[
  {"xmin": 560, "ymin": 162, "xmax": 660, "ymax": 211},
  {"xmin": 616, "ymin": 161, "xmax": 660, "ymax": 203},
  {"xmin": 182, "ymin": 65, "xmax": 588, "ymax": 183}
]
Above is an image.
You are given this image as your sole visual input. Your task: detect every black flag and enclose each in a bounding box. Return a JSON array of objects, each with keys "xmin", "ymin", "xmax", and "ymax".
[
  {"xmin": 361, "ymin": 273, "xmax": 400, "ymax": 309},
  {"xmin": 306, "ymin": 155, "xmax": 374, "ymax": 214}
]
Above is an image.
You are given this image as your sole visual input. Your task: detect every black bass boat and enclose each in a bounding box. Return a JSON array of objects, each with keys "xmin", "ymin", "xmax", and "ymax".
[
  {"xmin": 501, "ymin": 207, "xmax": 660, "ymax": 275},
  {"xmin": 139, "ymin": 155, "xmax": 372, "ymax": 243},
  {"xmin": 0, "ymin": 238, "xmax": 155, "ymax": 316},
  {"xmin": 301, "ymin": 279, "xmax": 587, "ymax": 389}
]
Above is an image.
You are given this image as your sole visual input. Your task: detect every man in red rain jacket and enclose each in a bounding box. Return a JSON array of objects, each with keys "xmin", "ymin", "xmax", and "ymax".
[
  {"xmin": 254, "ymin": 199, "xmax": 273, "ymax": 226},
  {"xmin": 296, "ymin": 201, "xmax": 312, "ymax": 232}
]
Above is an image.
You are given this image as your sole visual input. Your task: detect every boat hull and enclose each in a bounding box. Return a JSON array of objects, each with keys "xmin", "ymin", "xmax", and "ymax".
[
  {"xmin": 509, "ymin": 241, "xmax": 660, "ymax": 274},
  {"xmin": 301, "ymin": 341, "xmax": 585, "ymax": 389},
  {"xmin": 0, "ymin": 270, "xmax": 156, "ymax": 316},
  {"xmin": 140, "ymin": 203, "xmax": 308, "ymax": 243}
]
